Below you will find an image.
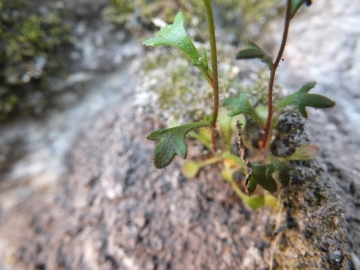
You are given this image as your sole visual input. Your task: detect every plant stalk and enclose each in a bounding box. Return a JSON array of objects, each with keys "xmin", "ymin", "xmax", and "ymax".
[
  {"xmin": 203, "ymin": 0, "xmax": 219, "ymax": 153},
  {"xmin": 200, "ymin": 156, "xmax": 223, "ymax": 167},
  {"xmin": 261, "ymin": 0, "xmax": 292, "ymax": 149}
]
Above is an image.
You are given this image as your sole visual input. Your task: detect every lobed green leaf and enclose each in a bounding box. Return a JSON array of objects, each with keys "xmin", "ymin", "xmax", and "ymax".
[
  {"xmin": 143, "ymin": 12, "xmax": 201, "ymax": 65},
  {"xmin": 223, "ymin": 92, "xmax": 265, "ymax": 128},
  {"xmin": 143, "ymin": 12, "xmax": 213, "ymax": 85},
  {"xmin": 147, "ymin": 121, "xmax": 210, "ymax": 168},
  {"xmin": 275, "ymin": 82, "xmax": 335, "ymax": 118}
]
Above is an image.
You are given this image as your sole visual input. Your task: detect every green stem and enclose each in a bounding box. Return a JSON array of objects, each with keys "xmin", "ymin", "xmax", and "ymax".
[
  {"xmin": 221, "ymin": 152, "xmax": 245, "ymax": 169},
  {"xmin": 200, "ymin": 156, "xmax": 223, "ymax": 167},
  {"xmin": 261, "ymin": 0, "xmax": 292, "ymax": 149},
  {"xmin": 203, "ymin": 0, "xmax": 219, "ymax": 153}
]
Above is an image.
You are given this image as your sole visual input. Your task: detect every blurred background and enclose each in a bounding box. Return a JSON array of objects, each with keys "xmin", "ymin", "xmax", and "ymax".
[{"xmin": 0, "ymin": 0, "xmax": 359, "ymax": 268}]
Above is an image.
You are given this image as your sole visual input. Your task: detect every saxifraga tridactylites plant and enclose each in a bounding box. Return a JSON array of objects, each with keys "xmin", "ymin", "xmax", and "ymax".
[{"xmin": 143, "ymin": 0, "xmax": 334, "ymax": 208}]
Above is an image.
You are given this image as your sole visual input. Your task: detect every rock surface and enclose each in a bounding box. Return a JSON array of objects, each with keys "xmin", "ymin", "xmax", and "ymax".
[
  {"xmin": 0, "ymin": 0, "xmax": 360, "ymax": 269},
  {"xmin": 276, "ymin": 0, "xmax": 360, "ymax": 263}
]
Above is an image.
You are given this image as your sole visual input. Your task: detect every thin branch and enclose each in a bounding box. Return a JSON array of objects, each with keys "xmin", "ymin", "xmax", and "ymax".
[
  {"xmin": 203, "ymin": 0, "xmax": 219, "ymax": 152},
  {"xmin": 261, "ymin": 0, "xmax": 292, "ymax": 149}
]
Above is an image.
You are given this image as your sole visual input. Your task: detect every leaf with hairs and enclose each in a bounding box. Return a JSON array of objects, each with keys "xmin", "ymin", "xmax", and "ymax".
[
  {"xmin": 147, "ymin": 121, "xmax": 210, "ymax": 168},
  {"xmin": 144, "ymin": 12, "xmax": 201, "ymax": 63},
  {"xmin": 275, "ymin": 82, "xmax": 335, "ymax": 118},
  {"xmin": 143, "ymin": 12, "xmax": 213, "ymax": 85},
  {"xmin": 223, "ymin": 92, "xmax": 265, "ymax": 128}
]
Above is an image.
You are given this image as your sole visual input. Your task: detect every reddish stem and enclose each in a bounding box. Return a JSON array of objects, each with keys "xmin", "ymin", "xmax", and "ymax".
[{"xmin": 261, "ymin": 0, "xmax": 292, "ymax": 149}]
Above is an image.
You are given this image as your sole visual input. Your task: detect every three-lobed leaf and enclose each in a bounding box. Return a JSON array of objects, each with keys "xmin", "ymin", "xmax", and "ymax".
[
  {"xmin": 275, "ymin": 82, "xmax": 335, "ymax": 118},
  {"xmin": 143, "ymin": 12, "xmax": 212, "ymax": 85},
  {"xmin": 223, "ymin": 92, "xmax": 265, "ymax": 128},
  {"xmin": 143, "ymin": 12, "xmax": 201, "ymax": 64},
  {"xmin": 147, "ymin": 121, "xmax": 210, "ymax": 168},
  {"xmin": 236, "ymin": 41, "xmax": 273, "ymax": 71}
]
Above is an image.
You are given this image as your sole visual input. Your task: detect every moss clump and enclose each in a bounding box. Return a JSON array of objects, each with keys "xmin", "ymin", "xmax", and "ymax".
[
  {"xmin": 0, "ymin": 0, "xmax": 72, "ymax": 119},
  {"xmin": 133, "ymin": 43, "xmax": 254, "ymax": 125},
  {"xmin": 134, "ymin": 41, "xmax": 280, "ymax": 127},
  {"xmin": 103, "ymin": 0, "xmax": 134, "ymax": 25}
]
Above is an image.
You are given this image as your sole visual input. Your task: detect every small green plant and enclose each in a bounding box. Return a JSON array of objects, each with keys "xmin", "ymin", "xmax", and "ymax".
[{"xmin": 144, "ymin": 0, "xmax": 334, "ymax": 209}]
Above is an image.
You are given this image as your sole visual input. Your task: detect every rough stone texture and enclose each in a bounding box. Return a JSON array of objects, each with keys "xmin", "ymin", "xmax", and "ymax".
[
  {"xmin": 0, "ymin": 101, "xmax": 353, "ymax": 270},
  {"xmin": 275, "ymin": 0, "xmax": 360, "ymax": 264},
  {"xmin": 271, "ymin": 162, "xmax": 352, "ymax": 269},
  {"xmin": 0, "ymin": 0, "xmax": 360, "ymax": 269},
  {"xmin": 0, "ymin": 104, "xmax": 274, "ymax": 270}
]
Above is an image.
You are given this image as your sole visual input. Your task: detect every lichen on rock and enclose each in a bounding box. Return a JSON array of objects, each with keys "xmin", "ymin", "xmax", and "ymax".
[{"xmin": 0, "ymin": 0, "xmax": 72, "ymax": 119}]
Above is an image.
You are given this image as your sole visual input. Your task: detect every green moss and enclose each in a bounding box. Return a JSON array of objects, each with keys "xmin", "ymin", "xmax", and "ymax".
[
  {"xmin": 0, "ymin": 0, "xmax": 72, "ymax": 119},
  {"xmin": 136, "ymin": 44, "xmax": 250, "ymax": 124},
  {"xmin": 103, "ymin": 0, "xmax": 134, "ymax": 25},
  {"xmin": 137, "ymin": 40, "xmax": 281, "ymax": 128},
  {"xmin": 138, "ymin": 49, "xmax": 211, "ymax": 123}
]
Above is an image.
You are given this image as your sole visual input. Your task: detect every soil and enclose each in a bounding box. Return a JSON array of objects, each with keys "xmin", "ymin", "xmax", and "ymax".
[{"xmin": 0, "ymin": 0, "xmax": 360, "ymax": 269}]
